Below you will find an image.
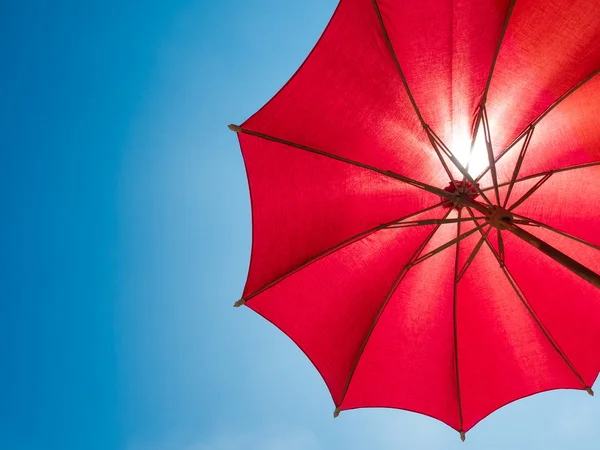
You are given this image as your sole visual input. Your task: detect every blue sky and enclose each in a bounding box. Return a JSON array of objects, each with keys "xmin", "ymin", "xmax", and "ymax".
[{"xmin": 1, "ymin": 1, "xmax": 598, "ymax": 449}]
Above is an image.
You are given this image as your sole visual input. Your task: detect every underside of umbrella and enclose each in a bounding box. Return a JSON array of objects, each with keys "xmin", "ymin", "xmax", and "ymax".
[{"xmin": 230, "ymin": 0, "xmax": 600, "ymax": 439}]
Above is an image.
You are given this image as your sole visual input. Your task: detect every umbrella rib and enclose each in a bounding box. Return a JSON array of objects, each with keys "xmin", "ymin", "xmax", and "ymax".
[
  {"xmin": 511, "ymin": 212, "xmax": 600, "ymax": 252},
  {"xmin": 235, "ymin": 202, "xmax": 445, "ymax": 306},
  {"xmin": 411, "ymin": 224, "xmax": 485, "ymax": 267},
  {"xmin": 499, "ymin": 265, "xmax": 592, "ymax": 393},
  {"xmin": 371, "ymin": 0, "xmax": 425, "ymax": 127},
  {"xmin": 456, "ymin": 226, "xmax": 493, "ymax": 283},
  {"xmin": 387, "ymin": 216, "xmax": 483, "ymax": 229},
  {"xmin": 480, "ymin": 0, "xmax": 516, "ymax": 107},
  {"xmin": 371, "ymin": 0, "xmax": 469, "ymax": 196},
  {"xmin": 228, "ymin": 125, "xmax": 457, "ymax": 201},
  {"xmin": 475, "ymin": 69, "xmax": 600, "ymax": 183},
  {"xmin": 507, "ymin": 172, "xmax": 552, "ymax": 211},
  {"xmin": 334, "ymin": 210, "xmax": 452, "ymax": 414},
  {"xmin": 480, "ymin": 161, "xmax": 600, "ymax": 193},
  {"xmin": 463, "ymin": 107, "xmax": 483, "ymax": 184},
  {"xmin": 503, "ymin": 125, "xmax": 535, "ymax": 208},
  {"xmin": 498, "ymin": 230, "xmax": 505, "ymax": 265},
  {"xmin": 465, "ymin": 207, "xmax": 506, "ymax": 269},
  {"xmin": 464, "ymin": 0, "xmax": 515, "ymax": 186},
  {"xmin": 453, "ymin": 210, "xmax": 465, "ymax": 440},
  {"xmin": 481, "ymin": 105, "xmax": 501, "ymax": 204},
  {"xmin": 429, "ymin": 136, "xmax": 463, "ymax": 193}
]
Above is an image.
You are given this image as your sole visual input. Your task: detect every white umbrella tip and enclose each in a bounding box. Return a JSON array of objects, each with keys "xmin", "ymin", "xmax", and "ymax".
[
  {"xmin": 228, "ymin": 124, "xmax": 242, "ymax": 132},
  {"xmin": 233, "ymin": 299, "xmax": 246, "ymax": 308}
]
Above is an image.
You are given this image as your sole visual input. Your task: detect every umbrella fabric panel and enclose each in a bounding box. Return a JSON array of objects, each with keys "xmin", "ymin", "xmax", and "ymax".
[
  {"xmin": 483, "ymin": 74, "xmax": 600, "ymax": 187},
  {"xmin": 242, "ymin": 0, "xmax": 448, "ymax": 187},
  {"xmin": 376, "ymin": 0, "xmax": 511, "ymax": 156},
  {"xmin": 248, "ymin": 213, "xmax": 442, "ymax": 404},
  {"xmin": 239, "ymin": 133, "xmax": 439, "ymax": 297},
  {"xmin": 456, "ymin": 243, "xmax": 583, "ymax": 431},
  {"xmin": 503, "ymin": 230, "xmax": 600, "ymax": 386},
  {"xmin": 485, "ymin": 0, "xmax": 600, "ymax": 159},
  {"xmin": 509, "ymin": 165, "xmax": 600, "ymax": 248},
  {"xmin": 340, "ymin": 220, "xmax": 460, "ymax": 429}
]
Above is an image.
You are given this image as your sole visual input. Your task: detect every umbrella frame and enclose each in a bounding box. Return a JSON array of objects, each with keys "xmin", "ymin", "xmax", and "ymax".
[
  {"xmin": 228, "ymin": 124, "xmax": 600, "ymax": 294},
  {"xmin": 229, "ymin": 0, "xmax": 600, "ymax": 439},
  {"xmin": 457, "ymin": 197, "xmax": 600, "ymax": 289}
]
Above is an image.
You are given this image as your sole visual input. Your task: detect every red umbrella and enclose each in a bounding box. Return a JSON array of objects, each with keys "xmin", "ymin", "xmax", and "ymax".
[{"xmin": 229, "ymin": 0, "xmax": 600, "ymax": 440}]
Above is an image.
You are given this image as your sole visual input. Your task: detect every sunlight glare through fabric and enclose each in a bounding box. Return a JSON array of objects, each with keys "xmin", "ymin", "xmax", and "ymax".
[{"xmin": 452, "ymin": 130, "xmax": 489, "ymax": 177}]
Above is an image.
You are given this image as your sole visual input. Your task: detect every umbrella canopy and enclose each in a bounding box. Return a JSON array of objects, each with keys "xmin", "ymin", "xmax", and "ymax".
[{"xmin": 229, "ymin": 0, "xmax": 600, "ymax": 439}]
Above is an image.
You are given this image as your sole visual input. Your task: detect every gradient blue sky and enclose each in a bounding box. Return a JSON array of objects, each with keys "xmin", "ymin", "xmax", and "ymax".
[{"xmin": 1, "ymin": 1, "xmax": 599, "ymax": 449}]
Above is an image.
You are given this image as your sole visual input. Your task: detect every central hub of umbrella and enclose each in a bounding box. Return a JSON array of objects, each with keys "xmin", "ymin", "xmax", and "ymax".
[
  {"xmin": 441, "ymin": 180, "xmax": 479, "ymax": 209},
  {"xmin": 486, "ymin": 205, "xmax": 514, "ymax": 229}
]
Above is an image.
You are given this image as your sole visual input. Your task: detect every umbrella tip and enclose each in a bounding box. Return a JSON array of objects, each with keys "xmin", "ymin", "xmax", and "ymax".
[
  {"xmin": 333, "ymin": 407, "xmax": 341, "ymax": 418},
  {"xmin": 586, "ymin": 387, "xmax": 594, "ymax": 396},
  {"xmin": 233, "ymin": 299, "xmax": 246, "ymax": 308},
  {"xmin": 228, "ymin": 124, "xmax": 242, "ymax": 132},
  {"xmin": 460, "ymin": 431, "xmax": 466, "ymax": 442}
]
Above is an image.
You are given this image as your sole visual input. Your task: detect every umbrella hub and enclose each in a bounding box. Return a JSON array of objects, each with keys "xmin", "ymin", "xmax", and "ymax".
[{"xmin": 486, "ymin": 206, "xmax": 514, "ymax": 229}]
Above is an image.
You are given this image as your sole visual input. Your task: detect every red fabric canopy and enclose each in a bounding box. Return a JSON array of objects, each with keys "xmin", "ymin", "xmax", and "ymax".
[{"xmin": 232, "ymin": 0, "xmax": 600, "ymax": 437}]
